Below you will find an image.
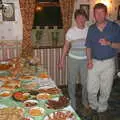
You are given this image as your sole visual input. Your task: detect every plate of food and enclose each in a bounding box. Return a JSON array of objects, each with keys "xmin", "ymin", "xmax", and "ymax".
[
  {"xmin": 44, "ymin": 110, "xmax": 77, "ymax": 120},
  {"xmin": 22, "ymin": 82, "xmax": 38, "ymax": 90},
  {"xmin": 0, "ymin": 107, "xmax": 24, "ymax": 120},
  {"xmin": 36, "ymin": 93, "xmax": 52, "ymax": 100},
  {"xmin": 19, "ymin": 76, "xmax": 35, "ymax": 80},
  {"xmin": 24, "ymin": 100, "xmax": 38, "ymax": 108},
  {"xmin": 0, "ymin": 63, "xmax": 12, "ymax": 70},
  {"xmin": 46, "ymin": 96, "xmax": 70, "ymax": 109},
  {"xmin": 0, "ymin": 90, "xmax": 11, "ymax": 98},
  {"xmin": 4, "ymin": 80, "xmax": 21, "ymax": 88},
  {"xmin": 38, "ymin": 87, "xmax": 62, "ymax": 95},
  {"xmin": 37, "ymin": 73, "xmax": 49, "ymax": 79},
  {"xmin": 29, "ymin": 107, "xmax": 45, "ymax": 117},
  {"xmin": 1, "ymin": 80, "xmax": 21, "ymax": 91},
  {"xmin": 12, "ymin": 91, "xmax": 30, "ymax": 101}
]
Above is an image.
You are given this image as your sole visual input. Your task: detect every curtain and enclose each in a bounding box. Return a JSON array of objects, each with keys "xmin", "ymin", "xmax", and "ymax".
[
  {"xmin": 59, "ymin": 0, "xmax": 75, "ymax": 33},
  {"xmin": 19, "ymin": 0, "xmax": 36, "ymax": 57}
]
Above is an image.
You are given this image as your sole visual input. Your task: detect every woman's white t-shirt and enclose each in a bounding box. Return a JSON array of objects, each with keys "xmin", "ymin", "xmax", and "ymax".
[{"xmin": 66, "ymin": 26, "xmax": 88, "ymax": 59}]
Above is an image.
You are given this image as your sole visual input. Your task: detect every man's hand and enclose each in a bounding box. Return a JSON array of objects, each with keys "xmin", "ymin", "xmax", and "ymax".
[
  {"xmin": 87, "ymin": 60, "xmax": 93, "ymax": 69},
  {"xmin": 99, "ymin": 38, "xmax": 111, "ymax": 46}
]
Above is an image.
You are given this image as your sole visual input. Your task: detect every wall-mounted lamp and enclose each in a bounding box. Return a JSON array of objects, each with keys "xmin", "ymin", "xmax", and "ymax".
[
  {"xmin": 35, "ymin": 3, "xmax": 43, "ymax": 12},
  {"xmin": 36, "ymin": 5, "xmax": 43, "ymax": 12}
]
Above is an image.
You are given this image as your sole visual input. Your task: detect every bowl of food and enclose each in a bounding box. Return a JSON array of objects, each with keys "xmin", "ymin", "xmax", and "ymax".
[
  {"xmin": 29, "ymin": 107, "xmax": 45, "ymax": 117},
  {"xmin": 24, "ymin": 100, "xmax": 38, "ymax": 108},
  {"xmin": 0, "ymin": 90, "xmax": 11, "ymax": 98}
]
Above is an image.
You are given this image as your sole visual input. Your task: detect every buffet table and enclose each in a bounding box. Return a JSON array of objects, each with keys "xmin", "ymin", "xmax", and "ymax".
[{"xmin": 0, "ymin": 57, "xmax": 81, "ymax": 120}]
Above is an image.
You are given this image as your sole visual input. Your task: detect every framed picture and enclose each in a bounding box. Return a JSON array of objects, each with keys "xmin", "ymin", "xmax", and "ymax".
[
  {"xmin": 80, "ymin": 4, "xmax": 90, "ymax": 20},
  {"xmin": 117, "ymin": 5, "xmax": 120, "ymax": 20},
  {"xmin": 2, "ymin": 3, "xmax": 15, "ymax": 21}
]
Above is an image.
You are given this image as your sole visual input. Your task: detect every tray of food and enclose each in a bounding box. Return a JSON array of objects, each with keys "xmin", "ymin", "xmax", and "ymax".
[
  {"xmin": 44, "ymin": 110, "xmax": 77, "ymax": 120},
  {"xmin": 46, "ymin": 96, "xmax": 70, "ymax": 109}
]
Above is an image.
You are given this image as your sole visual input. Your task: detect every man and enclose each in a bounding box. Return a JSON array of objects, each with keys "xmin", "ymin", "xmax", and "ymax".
[
  {"xmin": 58, "ymin": 9, "xmax": 89, "ymax": 110},
  {"xmin": 86, "ymin": 3, "xmax": 120, "ymax": 113}
]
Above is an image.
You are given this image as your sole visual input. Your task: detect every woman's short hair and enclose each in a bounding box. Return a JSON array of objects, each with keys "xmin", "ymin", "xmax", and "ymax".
[
  {"xmin": 74, "ymin": 9, "xmax": 88, "ymax": 20},
  {"xmin": 94, "ymin": 3, "xmax": 107, "ymax": 13}
]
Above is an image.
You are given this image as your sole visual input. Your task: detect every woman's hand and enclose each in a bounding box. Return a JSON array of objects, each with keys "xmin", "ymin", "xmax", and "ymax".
[{"xmin": 57, "ymin": 60, "xmax": 64, "ymax": 69}]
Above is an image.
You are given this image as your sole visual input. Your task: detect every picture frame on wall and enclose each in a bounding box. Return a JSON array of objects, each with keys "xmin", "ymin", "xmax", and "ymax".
[
  {"xmin": 80, "ymin": 4, "xmax": 90, "ymax": 20},
  {"xmin": 117, "ymin": 5, "xmax": 120, "ymax": 20},
  {"xmin": 2, "ymin": 3, "xmax": 15, "ymax": 21}
]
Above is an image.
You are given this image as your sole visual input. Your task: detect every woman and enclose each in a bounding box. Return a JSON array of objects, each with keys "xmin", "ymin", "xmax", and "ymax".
[{"xmin": 58, "ymin": 9, "xmax": 89, "ymax": 110}]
